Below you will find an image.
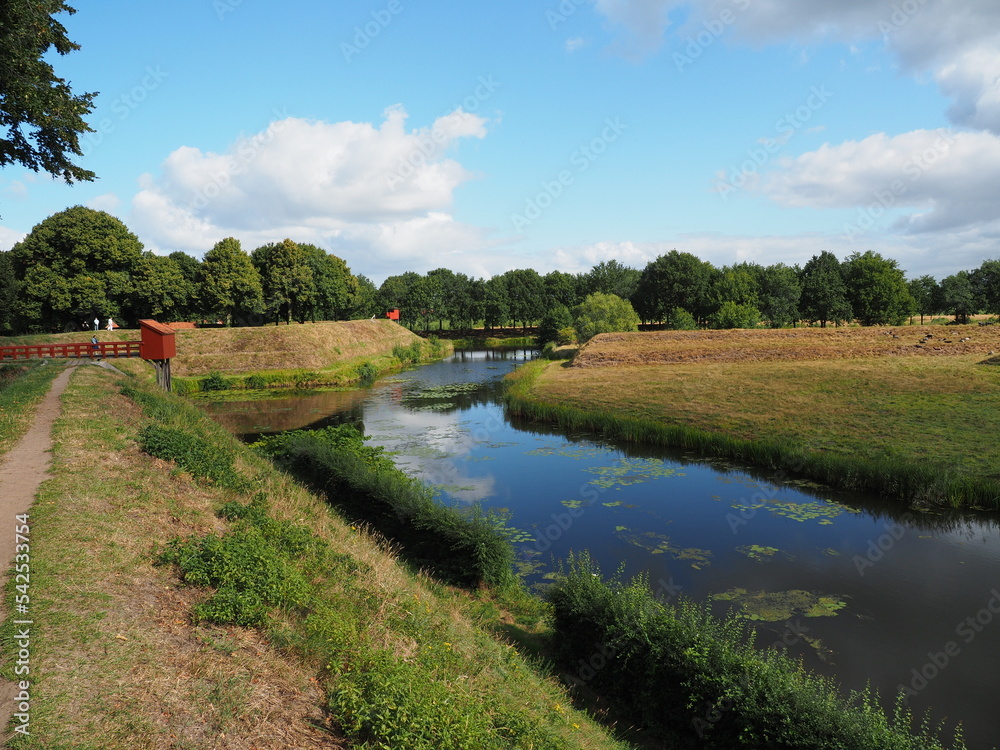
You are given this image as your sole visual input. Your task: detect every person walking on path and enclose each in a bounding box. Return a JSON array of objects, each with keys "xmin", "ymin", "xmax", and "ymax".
[{"xmin": 106, "ymin": 317, "xmax": 114, "ymax": 332}]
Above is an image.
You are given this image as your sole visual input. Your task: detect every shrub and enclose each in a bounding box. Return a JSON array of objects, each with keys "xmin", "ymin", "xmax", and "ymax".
[
  {"xmin": 257, "ymin": 425, "xmax": 518, "ymax": 589},
  {"xmin": 573, "ymin": 293, "xmax": 640, "ymax": 342},
  {"xmin": 666, "ymin": 307, "xmax": 699, "ymax": 330},
  {"xmin": 200, "ymin": 371, "xmax": 229, "ymax": 392},
  {"xmin": 244, "ymin": 373, "xmax": 268, "ymax": 390},
  {"xmin": 547, "ymin": 553, "xmax": 966, "ymax": 750},
  {"xmin": 355, "ymin": 361, "xmax": 378, "ymax": 384},
  {"xmin": 709, "ymin": 301, "xmax": 761, "ymax": 330}
]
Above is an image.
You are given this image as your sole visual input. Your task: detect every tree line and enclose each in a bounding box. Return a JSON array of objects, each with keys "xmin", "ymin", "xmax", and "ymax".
[{"xmin": 1, "ymin": 206, "xmax": 998, "ymax": 336}]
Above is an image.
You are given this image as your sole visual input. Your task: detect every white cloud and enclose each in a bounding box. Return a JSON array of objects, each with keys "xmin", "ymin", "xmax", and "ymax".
[
  {"xmin": 566, "ymin": 36, "xmax": 586, "ymax": 52},
  {"xmin": 593, "ymin": 0, "xmax": 676, "ymax": 59},
  {"xmin": 86, "ymin": 193, "xmax": 121, "ymax": 213},
  {"xmin": 129, "ymin": 108, "xmax": 501, "ymax": 278},
  {"xmin": 0, "ymin": 225, "xmax": 26, "ymax": 252},
  {"xmin": 758, "ymin": 129, "xmax": 1000, "ymax": 233}
]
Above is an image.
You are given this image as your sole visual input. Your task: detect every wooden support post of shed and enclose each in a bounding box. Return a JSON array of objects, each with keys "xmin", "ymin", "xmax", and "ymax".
[{"xmin": 139, "ymin": 320, "xmax": 177, "ymax": 392}]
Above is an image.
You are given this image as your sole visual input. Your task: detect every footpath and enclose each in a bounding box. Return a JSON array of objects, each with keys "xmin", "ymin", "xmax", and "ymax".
[{"xmin": 0, "ymin": 363, "xmax": 77, "ymax": 735}]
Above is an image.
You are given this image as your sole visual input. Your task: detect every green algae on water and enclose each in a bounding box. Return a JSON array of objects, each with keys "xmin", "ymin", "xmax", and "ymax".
[{"xmin": 711, "ymin": 587, "xmax": 848, "ymax": 622}]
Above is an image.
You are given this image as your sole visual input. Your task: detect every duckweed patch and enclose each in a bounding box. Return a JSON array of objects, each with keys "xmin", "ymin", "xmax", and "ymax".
[
  {"xmin": 730, "ymin": 499, "xmax": 860, "ymax": 524},
  {"xmin": 711, "ymin": 588, "xmax": 848, "ymax": 622},
  {"xmin": 585, "ymin": 457, "xmax": 681, "ymax": 489},
  {"xmin": 736, "ymin": 544, "xmax": 784, "ymax": 563},
  {"xmin": 614, "ymin": 528, "xmax": 712, "ymax": 569}
]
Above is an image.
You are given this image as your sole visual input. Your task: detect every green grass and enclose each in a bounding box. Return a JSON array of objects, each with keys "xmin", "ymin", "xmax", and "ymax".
[
  {"xmin": 0, "ymin": 362, "xmax": 64, "ymax": 457},
  {"xmin": 506, "ymin": 359, "xmax": 1000, "ymax": 508},
  {"xmin": 0, "ymin": 364, "xmax": 629, "ymax": 748}
]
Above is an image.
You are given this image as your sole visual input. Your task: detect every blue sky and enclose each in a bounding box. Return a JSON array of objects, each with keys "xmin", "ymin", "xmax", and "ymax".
[{"xmin": 2, "ymin": 0, "xmax": 999, "ymax": 283}]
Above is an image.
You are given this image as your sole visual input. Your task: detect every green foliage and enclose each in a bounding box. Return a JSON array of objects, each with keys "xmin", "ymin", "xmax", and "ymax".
[
  {"xmin": 665, "ymin": 306, "xmax": 699, "ymax": 330},
  {"xmin": 392, "ymin": 340, "xmax": 424, "ymax": 364},
  {"xmin": 537, "ymin": 304, "xmax": 573, "ymax": 345},
  {"xmin": 9, "ymin": 206, "xmax": 144, "ymax": 332},
  {"xmin": 799, "ymin": 251, "xmax": 853, "ymax": 328},
  {"xmin": 137, "ymin": 423, "xmax": 247, "ymax": 490},
  {"xmin": 251, "ymin": 238, "xmax": 316, "ymax": 325},
  {"xmin": 198, "ymin": 237, "xmax": 264, "ymax": 326},
  {"xmin": 758, "ymin": 263, "xmax": 801, "ymax": 328},
  {"xmin": 257, "ymin": 425, "xmax": 519, "ymax": 589},
  {"xmin": 580, "ymin": 259, "xmax": 640, "ymax": 300},
  {"xmin": 634, "ymin": 250, "xmax": 716, "ymax": 323},
  {"xmin": 130, "ymin": 253, "xmax": 195, "ymax": 322},
  {"xmin": 843, "ymin": 251, "xmax": 913, "ymax": 326},
  {"xmin": 300, "ymin": 243, "xmax": 358, "ymax": 322},
  {"xmin": 355, "ymin": 361, "xmax": 379, "ymax": 383},
  {"xmin": 199, "ymin": 371, "xmax": 229, "ymax": 392},
  {"xmin": 0, "ymin": 0, "xmax": 96, "ymax": 187},
  {"xmin": 547, "ymin": 553, "xmax": 966, "ymax": 750},
  {"xmin": 938, "ymin": 271, "xmax": 977, "ymax": 324},
  {"xmin": 243, "ymin": 373, "xmax": 268, "ymax": 390},
  {"xmin": 908, "ymin": 275, "xmax": 941, "ymax": 324},
  {"xmin": 709, "ymin": 301, "xmax": 760, "ymax": 330},
  {"xmin": 573, "ymin": 292, "xmax": 640, "ymax": 342}
]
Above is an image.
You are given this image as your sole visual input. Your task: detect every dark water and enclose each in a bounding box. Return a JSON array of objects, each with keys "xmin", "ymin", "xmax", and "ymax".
[{"xmin": 202, "ymin": 349, "xmax": 1000, "ymax": 749}]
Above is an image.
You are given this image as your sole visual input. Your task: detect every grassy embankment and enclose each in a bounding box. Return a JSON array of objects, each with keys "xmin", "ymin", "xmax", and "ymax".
[
  {"xmin": 1, "ymin": 320, "xmax": 449, "ymax": 395},
  {"xmin": 0, "ymin": 363, "xmax": 629, "ymax": 749},
  {"xmin": 507, "ymin": 326, "xmax": 1000, "ymax": 508}
]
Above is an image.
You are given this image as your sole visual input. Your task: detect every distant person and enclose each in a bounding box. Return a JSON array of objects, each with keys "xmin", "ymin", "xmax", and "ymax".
[
  {"xmin": 93, "ymin": 317, "xmax": 99, "ymax": 330},
  {"xmin": 106, "ymin": 317, "xmax": 115, "ymax": 331}
]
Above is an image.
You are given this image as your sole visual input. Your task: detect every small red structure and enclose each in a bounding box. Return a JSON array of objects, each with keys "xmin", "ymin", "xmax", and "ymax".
[
  {"xmin": 386, "ymin": 308, "xmax": 400, "ymax": 321},
  {"xmin": 139, "ymin": 319, "xmax": 176, "ymax": 360}
]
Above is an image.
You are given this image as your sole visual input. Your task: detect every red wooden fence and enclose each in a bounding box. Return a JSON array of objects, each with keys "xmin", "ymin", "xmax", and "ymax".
[{"xmin": 0, "ymin": 340, "xmax": 141, "ymax": 361}]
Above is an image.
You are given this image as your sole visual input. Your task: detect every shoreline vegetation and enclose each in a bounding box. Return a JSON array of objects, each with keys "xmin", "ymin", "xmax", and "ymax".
[
  {"xmin": 507, "ymin": 326, "xmax": 1000, "ymax": 510},
  {"xmin": 0, "ymin": 323, "xmax": 982, "ymax": 747}
]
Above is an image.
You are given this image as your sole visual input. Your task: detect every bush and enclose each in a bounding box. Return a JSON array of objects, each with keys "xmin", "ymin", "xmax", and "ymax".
[
  {"xmin": 666, "ymin": 307, "xmax": 699, "ymax": 330},
  {"xmin": 709, "ymin": 301, "xmax": 761, "ymax": 330},
  {"xmin": 257, "ymin": 425, "xmax": 518, "ymax": 589},
  {"xmin": 573, "ymin": 293, "xmax": 640, "ymax": 342},
  {"xmin": 200, "ymin": 371, "xmax": 229, "ymax": 392},
  {"xmin": 355, "ymin": 361, "xmax": 378, "ymax": 384},
  {"xmin": 392, "ymin": 340, "xmax": 424, "ymax": 364},
  {"xmin": 244, "ymin": 373, "xmax": 268, "ymax": 390},
  {"xmin": 547, "ymin": 553, "xmax": 966, "ymax": 750}
]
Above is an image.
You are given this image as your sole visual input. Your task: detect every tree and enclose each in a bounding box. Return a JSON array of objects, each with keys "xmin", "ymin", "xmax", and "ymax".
[
  {"xmin": 0, "ymin": 1, "xmax": 96, "ymax": 195},
  {"xmin": 0, "ymin": 251, "xmax": 18, "ymax": 332},
  {"xmin": 251, "ymin": 239, "xmax": 315, "ymax": 324},
  {"xmin": 130, "ymin": 254, "xmax": 195, "ymax": 322},
  {"xmin": 198, "ymin": 237, "xmax": 263, "ymax": 326},
  {"xmin": 349, "ymin": 274, "xmax": 379, "ymax": 319},
  {"xmin": 501, "ymin": 269, "xmax": 545, "ymax": 330},
  {"xmin": 482, "ymin": 276, "xmax": 509, "ymax": 331},
  {"xmin": 633, "ymin": 251, "xmax": 715, "ymax": 324},
  {"xmin": 971, "ymin": 259, "xmax": 1000, "ymax": 317},
  {"xmin": 537, "ymin": 304, "xmax": 573, "ymax": 345},
  {"xmin": 938, "ymin": 271, "xmax": 976, "ymax": 324},
  {"xmin": 573, "ymin": 292, "xmax": 640, "ymax": 342},
  {"xmin": 842, "ymin": 251, "xmax": 912, "ymax": 326},
  {"xmin": 758, "ymin": 264, "xmax": 801, "ymax": 328},
  {"xmin": 378, "ymin": 272, "xmax": 421, "ymax": 328},
  {"xmin": 581, "ymin": 260, "xmax": 640, "ymax": 300},
  {"xmin": 168, "ymin": 251, "xmax": 202, "ymax": 320},
  {"xmin": 10, "ymin": 206, "xmax": 143, "ymax": 331},
  {"xmin": 799, "ymin": 251, "xmax": 852, "ymax": 328},
  {"xmin": 711, "ymin": 263, "xmax": 761, "ymax": 312},
  {"xmin": 543, "ymin": 270, "xmax": 580, "ymax": 309},
  {"xmin": 300, "ymin": 244, "xmax": 357, "ymax": 321},
  {"xmin": 907, "ymin": 275, "xmax": 939, "ymax": 325}
]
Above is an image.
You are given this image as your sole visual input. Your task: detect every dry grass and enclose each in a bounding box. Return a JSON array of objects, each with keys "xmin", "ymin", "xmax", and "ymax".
[
  {"xmin": 573, "ymin": 324, "xmax": 1000, "ymax": 368},
  {"xmin": 9, "ymin": 366, "xmax": 344, "ymax": 748},
  {"xmin": 170, "ymin": 320, "xmax": 423, "ymax": 376}
]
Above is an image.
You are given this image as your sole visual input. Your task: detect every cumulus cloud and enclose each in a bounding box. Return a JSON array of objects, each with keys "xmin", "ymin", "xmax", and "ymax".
[
  {"xmin": 129, "ymin": 107, "xmax": 502, "ymax": 279},
  {"xmin": 759, "ymin": 129, "xmax": 1000, "ymax": 233},
  {"xmin": 593, "ymin": 0, "xmax": 1000, "ymax": 133},
  {"xmin": 0, "ymin": 225, "xmax": 26, "ymax": 252}
]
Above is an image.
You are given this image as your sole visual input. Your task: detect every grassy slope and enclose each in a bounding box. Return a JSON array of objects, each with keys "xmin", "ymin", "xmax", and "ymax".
[
  {"xmin": 0, "ymin": 365, "xmax": 629, "ymax": 749},
  {"xmin": 514, "ymin": 329, "xmax": 1000, "ymax": 503},
  {"xmin": 0, "ymin": 363, "xmax": 63, "ymax": 459}
]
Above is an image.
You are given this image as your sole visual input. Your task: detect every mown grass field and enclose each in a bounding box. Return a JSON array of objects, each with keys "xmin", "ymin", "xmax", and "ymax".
[
  {"xmin": 516, "ymin": 325, "xmax": 1000, "ymax": 501},
  {"xmin": 0, "ymin": 365, "xmax": 630, "ymax": 749}
]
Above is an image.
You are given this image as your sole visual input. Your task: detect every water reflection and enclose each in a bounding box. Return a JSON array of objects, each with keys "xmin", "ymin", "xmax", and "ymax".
[{"xmin": 201, "ymin": 348, "xmax": 1000, "ymax": 748}]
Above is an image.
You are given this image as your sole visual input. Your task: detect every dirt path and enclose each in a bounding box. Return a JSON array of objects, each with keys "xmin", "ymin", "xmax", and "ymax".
[{"xmin": 0, "ymin": 363, "xmax": 78, "ymax": 735}]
